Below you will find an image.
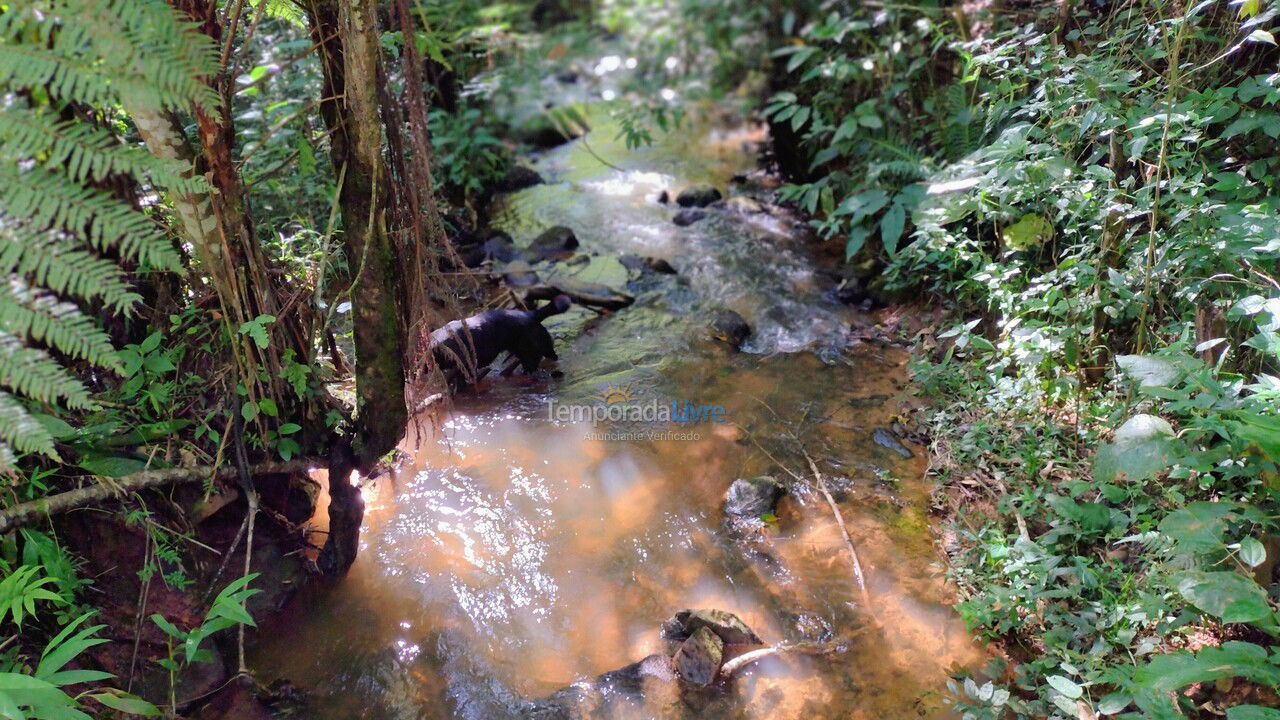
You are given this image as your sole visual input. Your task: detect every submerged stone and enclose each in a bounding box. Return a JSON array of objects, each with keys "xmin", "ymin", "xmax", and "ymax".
[
  {"xmin": 724, "ymin": 475, "xmax": 783, "ymax": 518},
  {"xmin": 662, "ymin": 608, "xmax": 763, "ymax": 646},
  {"xmin": 673, "ymin": 627, "xmax": 723, "ymax": 686},
  {"xmin": 676, "ymin": 184, "xmax": 722, "ymax": 208},
  {"xmin": 873, "ymin": 427, "xmax": 914, "ymax": 458},
  {"xmin": 499, "ymin": 260, "xmax": 539, "ymax": 288},
  {"xmin": 673, "ymin": 209, "xmax": 707, "ymax": 226}
]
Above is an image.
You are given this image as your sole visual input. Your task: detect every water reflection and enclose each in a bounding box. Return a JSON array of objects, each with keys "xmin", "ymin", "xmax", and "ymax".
[{"xmin": 248, "ymin": 64, "xmax": 980, "ymax": 718}]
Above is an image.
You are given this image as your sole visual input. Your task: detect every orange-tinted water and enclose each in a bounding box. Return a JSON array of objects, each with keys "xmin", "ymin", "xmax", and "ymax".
[{"xmin": 249, "ymin": 78, "xmax": 979, "ymax": 718}]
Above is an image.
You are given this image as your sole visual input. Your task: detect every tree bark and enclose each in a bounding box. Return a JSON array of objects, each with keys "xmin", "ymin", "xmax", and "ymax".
[{"xmin": 306, "ymin": 0, "xmax": 409, "ymax": 574}]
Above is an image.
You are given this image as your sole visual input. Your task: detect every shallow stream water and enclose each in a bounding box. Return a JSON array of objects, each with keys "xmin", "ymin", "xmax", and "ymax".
[{"xmin": 249, "ymin": 74, "xmax": 980, "ymax": 719}]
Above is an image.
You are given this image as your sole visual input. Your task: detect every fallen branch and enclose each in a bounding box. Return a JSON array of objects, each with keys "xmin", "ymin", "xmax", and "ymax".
[
  {"xmin": 799, "ymin": 447, "xmax": 872, "ymax": 609},
  {"xmin": 0, "ymin": 460, "xmax": 318, "ymax": 535},
  {"xmin": 719, "ymin": 639, "xmax": 850, "ymax": 679},
  {"xmin": 523, "ymin": 283, "xmax": 634, "ymax": 311}
]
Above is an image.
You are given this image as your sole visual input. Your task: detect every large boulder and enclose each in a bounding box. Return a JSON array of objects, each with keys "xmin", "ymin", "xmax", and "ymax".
[
  {"xmin": 676, "ymin": 184, "xmax": 722, "ymax": 208},
  {"xmin": 724, "ymin": 476, "xmax": 784, "ymax": 519},
  {"xmin": 673, "ymin": 627, "xmax": 723, "ymax": 686}
]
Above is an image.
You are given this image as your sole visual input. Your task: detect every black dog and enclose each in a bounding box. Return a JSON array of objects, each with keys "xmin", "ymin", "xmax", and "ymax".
[{"xmin": 429, "ymin": 295, "xmax": 572, "ymax": 386}]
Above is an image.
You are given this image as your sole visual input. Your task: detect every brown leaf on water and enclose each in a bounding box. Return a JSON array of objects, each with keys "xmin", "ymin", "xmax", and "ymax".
[{"xmin": 547, "ymin": 43, "xmax": 568, "ymax": 60}]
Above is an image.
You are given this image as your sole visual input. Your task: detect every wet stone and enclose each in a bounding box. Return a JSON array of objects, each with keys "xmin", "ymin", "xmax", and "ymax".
[
  {"xmin": 673, "ymin": 208, "xmax": 707, "ymax": 226},
  {"xmin": 673, "ymin": 627, "xmax": 723, "ymax": 686},
  {"xmin": 676, "ymin": 184, "xmax": 722, "ymax": 208},
  {"xmin": 848, "ymin": 394, "xmax": 889, "ymax": 408},
  {"xmin": 482, "ymin": 232, "xmax": 518, "ymax": 263},
  {"xmin": 529, "ymin": 225, "xmax": 579, "ymax": 260},
  {"xmin": 724, "ymin": 475, "xmax": 784, "ymax": 518},
  {"xmin": 873, "ymin": 427, "xmax": 914, "ymax": 458},
  {"xmin": 718, "ymin": 195, "xmax": 765, "ymax": 214},
  {"xmin": 500, "ymin": 260, "xmax": 540, "ymax": 287},
  {"xmin": 709, "ymin": 309, "xmax": 751, "ymax": 350},
  {"xmin": 494, "ymin": 164, "xmax": 545, "ymax": 193},
  {"xmin": 662, "ymin": 608, "xmax": 764, "ymax": 646}
]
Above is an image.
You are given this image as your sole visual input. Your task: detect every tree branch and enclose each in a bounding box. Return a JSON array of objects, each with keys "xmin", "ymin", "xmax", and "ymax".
[{"xmin": 0, "ymin": 460, "xmax": 318, "ymax": 535}]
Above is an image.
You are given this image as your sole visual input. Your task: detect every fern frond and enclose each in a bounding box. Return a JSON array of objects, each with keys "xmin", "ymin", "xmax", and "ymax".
[
  {"xmin": 0, "ymin": 42, "xmax": 121, "ymax": 108},
  {"xmin": 0, "ymin": 332, "xmax": 96, "ymax": 409},
  {"xmin": 76, "ymin": 0, "xmax": 222, "ymax": 115},
  {"xmin": 249, "ymin": 0, "xmax": 307, "ymax": 26},
  {"xmin": 0, "ymin": 227, "xmax": 140, "ymax": 312},
  {"xmin": 0, "ymin": 281, "xmax": 119, "ymax": 369},
  {"xmin": 0, "ymin": 164, "xmax": 181, "ymax": 270},
  {"xmin": 0, "ymin": 391, "xmax": 54, "ymax": 460},
  {"xmin": 0, "ymin": 107, "xmax": 207, "ymax": 193}
]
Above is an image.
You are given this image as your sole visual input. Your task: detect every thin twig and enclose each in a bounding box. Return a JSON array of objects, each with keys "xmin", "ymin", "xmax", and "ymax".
[{"xmin": 798, "ymin": 446, "xmax": 873, "ymax": 610}]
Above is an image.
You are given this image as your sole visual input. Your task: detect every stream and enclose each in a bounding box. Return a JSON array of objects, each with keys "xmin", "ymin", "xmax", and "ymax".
[{"xmin": 249, "ymin": 60, "xmax": 980, "ymax": 719}]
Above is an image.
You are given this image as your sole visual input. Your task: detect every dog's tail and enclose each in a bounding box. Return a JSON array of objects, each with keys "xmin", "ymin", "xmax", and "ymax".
[{"xmin": 533, "ymin": 294, "xmax": 572, "ymax": 322}]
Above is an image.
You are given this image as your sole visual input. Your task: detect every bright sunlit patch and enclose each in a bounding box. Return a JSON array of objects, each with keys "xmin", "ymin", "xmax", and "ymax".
[
  {"xmin": 625, "ymin": 57, "xmax": 637, "ymax": 69},
  {"xmin": 862, "ymin": 59, "xmax": 874, "ymax": 71},
  {"xmin": 593, "ymin": 55, "xmax": 622, "ymax": 75},
  {"xmin": 664, "ymin": 56, "xmax": 679, "ymax": 70},
  {"xmin": 601, "ymin": 89, "xmax": 616, "ymax": 101},
  {"xmin": 660, "ymin": 88, "xmax": 676, "ymax": 101},
  {"xmin": 584, "ymin": 170, "xmax": 672, "ymax": 196}
]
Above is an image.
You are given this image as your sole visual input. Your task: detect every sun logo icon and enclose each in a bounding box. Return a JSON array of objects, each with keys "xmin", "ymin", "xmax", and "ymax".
[{"xmin": 593, "ymin": 382, "xmax": 637, "ymax": 405}]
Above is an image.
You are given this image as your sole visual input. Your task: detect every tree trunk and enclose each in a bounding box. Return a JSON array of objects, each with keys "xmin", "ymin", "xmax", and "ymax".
[
  {"xmin": 306, "ymin": 0, "xmax": 409, "ymax": 574},
  {"xmin": 137, "ymin": 0, "xmax": 318, "ymax": 428}
]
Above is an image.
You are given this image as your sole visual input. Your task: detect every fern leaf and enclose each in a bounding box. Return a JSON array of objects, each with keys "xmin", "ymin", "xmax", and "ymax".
[
  {"xmin": 250, "ymin": 0, "xmax": 307, "ymax": 26},
  {"xmin": 0, "ymin": 227, "xmax": 140, "ymax": 312},
  {"xmin": 0, "ymin": 281, "xmax": 119, "ymax": 369},
  {"xmin": 0, "ymin": 108, "xmax": 207, "ymax": 193},
  {"xmin": 0, "ymin": 164, "xmax": 181, "ymax": 271},
  {"xmin": 0, "ymin": 391, "xmax": 56, "ymax": 460},
  {"xmin": 0, "ymin": 332, "xmax": 96, "ymax": 409}
]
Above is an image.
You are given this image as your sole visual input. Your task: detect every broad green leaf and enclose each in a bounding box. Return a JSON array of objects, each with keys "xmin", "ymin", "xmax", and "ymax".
[
  {"xmin": 1239, "ymin": 537, "xmax": 1267, "ymax": 567},
  {"xmin": 258, "ymin": 398, "xmax": 279, "ymax": 417},
  {"xmin": 1001, "ymin": 213, "xmax": 1053, "ymax": 251},
  {"xmin": 241, "ymin": 401, "xmax": 258, "ymax": 422},
  {"xmin": 1229, "ymin": 706, "xmax": 1280, "ymax": 720},
  {"xmin": 78, "ymin": 456, "xmax": 146, "ymax": 478},
  {"xmin": 880, "ymin": 202, "xmax": 906, "ymax": 256},
  {"xmin": 1116, "ymin": 354, "xmax": 1196, "ymax": 387},
  {"xmin": 90, "ymin": 692, "xmax": 162, "ymax": 716},
  {"xmin": 1134, "ymin": 642, "xmax": 1280, "ymax": 693},
  {"xmin": 845, "ymin": 226, "xmax": 869, "ymax": 261},
  {"xmin": 1160, "ymin": 502, "xmax": 1237, "ymax": 555},
  {"xmin": 1046, "ymin": 674, "xmax": 1082, "ymax": 699},
  {"xmin": 1177, "ymin": 571, "xmax": 1272, "ymax": 624},
  {"xmin": 1093, "ymin": 414, "xmax": 1179, "ymax": 483}
]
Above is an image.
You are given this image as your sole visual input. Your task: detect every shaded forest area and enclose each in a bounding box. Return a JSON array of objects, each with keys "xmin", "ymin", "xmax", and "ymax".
[{"xmin": 0, "ymin": 0, "xmax": 1279, "ymax": 718}]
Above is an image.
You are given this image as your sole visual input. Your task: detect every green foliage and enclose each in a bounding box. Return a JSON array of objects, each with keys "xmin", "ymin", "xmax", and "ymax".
[
  {"xmin": 0, "ymin": 0, "xmax": 216, "ymax": 468},
  {"xmin": 429, "ymin": 106, "xmax": 509, "ymax": 203},
  {"xmin": 0, "ymin": 613, "xmax": 159, "ymax": 719},
  {"xmin": 151, "ymin": 574, "xmax": 259, "ymax": 712}
]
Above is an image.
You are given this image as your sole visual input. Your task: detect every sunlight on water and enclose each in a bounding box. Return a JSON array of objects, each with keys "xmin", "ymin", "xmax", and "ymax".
[{"xmin": 248, "ymin": 67, "xmax": 981, "ymax": 718}]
